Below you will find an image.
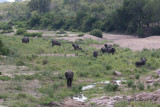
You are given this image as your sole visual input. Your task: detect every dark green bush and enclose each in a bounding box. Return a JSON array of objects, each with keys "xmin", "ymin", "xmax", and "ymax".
[
  {"xmin": 90, "ymin": 29, "xmax": 103, "ymax": 38},
  {"xmin": 0, "ymin": 76, "xmax": 11, "ymax": 81},
  {"xmin": 24, "ymin": 32, "xmax": 42, "ymax": 37},
  {"xmin": 104, "ymin": 83, "xmax": 118, "ymax": 91},
  {"xmin": 56, "ymin": 29, "xmax": 66, "ymax": 34},
  {"xmin": 77, "ymin": 34, "xmax": 84, "ymax": 37},
  {"xmin": 16, "ymin": 28, "xmax": 26, "ymax": 35},
  {"xmin": 135, "ymin": 74, "xmax": 140, "ymax": 79},
  {"xmin": 16, "ymin": 61, "xmax": 25, "ymax": 66},
  {"xmin": 0, "ymin": 39, "xmax": 9, "ymax": 55},
  {"xmin": 127, "ymin": 80, "xmax": 134, "ymax": 87},
  {"xmin": 72, "ymin": 85, "xmax": 82, "ymax": 93},
  {"xmin": 137, "ymin": 28, "xmax": 144, "ymax": 38},
  {"xmin": 42, "ymin": 59, "xmax": 48, "ymax": 65},
  {"xmin": 153, "ymin": 82, "xmax": 159, "ymax": 87},
  {"xmin": 137, "ymin": 82, "xmax": 144, "ymax": 90}
]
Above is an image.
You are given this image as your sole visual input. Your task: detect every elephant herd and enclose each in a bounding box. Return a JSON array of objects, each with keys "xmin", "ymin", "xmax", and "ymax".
[{"xmin": 21, "ymin": 37, "xmax": 147, "ymax": 87}]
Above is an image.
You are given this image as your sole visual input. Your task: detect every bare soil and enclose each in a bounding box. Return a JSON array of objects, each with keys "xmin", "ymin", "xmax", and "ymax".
[
  {"xmin": 38, "ymin": 54, "xmax": 76, "ymax": 57},
  {"xmin": 103, "ymin": 33, "xmax": 160, "ymax": 51}
]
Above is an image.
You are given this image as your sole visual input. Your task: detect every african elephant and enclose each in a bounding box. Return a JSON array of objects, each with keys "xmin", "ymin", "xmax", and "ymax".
[
  {"xmin": 65, "ymin": 70, "xmax": 74, "ymax": 87},
  {"xmin": 22, "ymin": 37, "xmax": 29, "ymax": 43},
  {"xmin": 52, "ymin": 40, "xmax": 61, "ymax": 47}
]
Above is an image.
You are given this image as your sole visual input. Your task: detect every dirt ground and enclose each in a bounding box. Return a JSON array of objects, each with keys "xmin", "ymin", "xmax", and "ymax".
[{"xmin": 103, "ymin": 33, "xmax": 160, "ymax": 51}]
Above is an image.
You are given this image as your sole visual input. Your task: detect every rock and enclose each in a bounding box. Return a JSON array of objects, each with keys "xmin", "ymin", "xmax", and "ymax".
[
  {"xmin": 48, "ymin": 101, "xmax": 60, "ymax": 106},
  {"xmin": 146, "ymin": 79, "xmax": 154, "ymax": 83},
  {"xmin": 113, "ymin": 70, "xmax": 122, "ymax": 76},
  {"xmin": 129, "ymin": 89, "xmax": 160, "ymax": 103},
  {"xmin": 155, "ymin": 69, "xmax": 160, "ymax": 76}
]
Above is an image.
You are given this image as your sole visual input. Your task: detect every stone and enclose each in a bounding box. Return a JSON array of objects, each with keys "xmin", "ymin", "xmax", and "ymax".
[
  {"xmin": 113, "ymin": 70, "xmax": 122, "ymax": 76},
  {"xmin": 48, "ymin": 101, "xmax": 60, "ymax": 106},
  {"xmin": 155, "ymin": 69, "xmax": 160, "ymax": 76}
]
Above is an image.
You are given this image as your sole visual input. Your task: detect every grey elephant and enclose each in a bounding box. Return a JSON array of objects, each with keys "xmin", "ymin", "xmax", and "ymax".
[
  {"xmin": 104, "ymin": 44, "xmax": 112, "ymax": 49},
  {"xmin": 52, "ymin": 40, "xmax": 61, "ymax": 47},
  {"xmin": 72, "ymin": 43, "xmax": 82, "ymax": 50},
  {"xmin": 65, "ymin": 70, "xmax": 74, "ymax": 87},
  {"xmin": 135, "ymin": 58, "xmax": 147, "ymax": 67},
  {"xmin": 93, "ymin": 51, "xmax": 98, "ymax": 57},
  {"xmin": 22, "ymin": 37, "xmax": 29, "ymax": 43},
  {"xmin": 100, "ymin": 47, "xmax": 108, "ymax": 53},
  {"xmin": 107, "ymin": 47, "xmax": 116, "ymax": 55}
]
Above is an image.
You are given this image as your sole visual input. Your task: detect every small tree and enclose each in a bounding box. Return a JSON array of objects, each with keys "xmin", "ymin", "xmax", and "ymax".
[{"xmin": 90, "ymin": 29, "xmax": 103, "ymax": 38}]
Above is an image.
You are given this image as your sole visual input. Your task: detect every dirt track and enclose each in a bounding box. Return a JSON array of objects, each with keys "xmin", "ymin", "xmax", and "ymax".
[{"xmin": 103, "ymin": 33, "xmax": 160, "ymax": 51}]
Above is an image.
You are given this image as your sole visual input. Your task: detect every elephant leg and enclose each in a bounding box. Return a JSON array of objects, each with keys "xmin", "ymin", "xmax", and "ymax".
[
  {"xmin": 67, "ymin": 79, "xmax": 70, "ymax": 87},
  {"xmin": 70, "ymin": 80, "xmax": 72, "ymax": 87}
]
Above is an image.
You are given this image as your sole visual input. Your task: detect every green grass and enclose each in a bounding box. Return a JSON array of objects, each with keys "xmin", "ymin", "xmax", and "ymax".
[{"xmin": 0, "ymin": 34, "xmax": 160, "ymax": 106}]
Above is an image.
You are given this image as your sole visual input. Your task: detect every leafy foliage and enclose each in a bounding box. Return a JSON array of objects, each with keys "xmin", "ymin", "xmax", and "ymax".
[{"xmin": 90, "ymin": 29, "xmax": 103, "ymax": 38}]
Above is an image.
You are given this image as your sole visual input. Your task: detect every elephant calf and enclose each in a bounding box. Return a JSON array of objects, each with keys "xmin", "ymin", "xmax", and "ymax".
[
  {"xmin": 22, "ymin": 37, "xmax": 29, "ymax": 43},
  {"xmin": 93, "ymin": 51, "xmax": 98, "ymax": 57},
  {"xmin": 65, "ymin": 70, "xmax": 74, "ymax": 87},
  {"xmin": 135, "ymin": 58, "xmax": 147, "ymax": 67},
  {"xmin": 52, "ymin": 40, "xmax": 61, "ymax": 47}
]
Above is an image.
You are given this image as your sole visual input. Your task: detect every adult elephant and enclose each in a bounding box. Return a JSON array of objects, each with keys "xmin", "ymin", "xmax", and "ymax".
[
  {"xmin": 52, "ymin": 40, "xmax": 61, "ymax": 47},
  {"xmin": 135, "ymin": 58, "xmax": 147, "ymax": 67},
  {"xmin": 65, "ymin": 70, "xmax": 74, "ymax": 87},
  {"xmin": 22, "ymin": 37, "xmax": 29, "ymax": 43},
  {"xmin": 107, "ymin": 47, "xmax": 116, "ymax": 55},
  {"xmin": 72, "ymin": 43, "xmax": 82, "ymax": 50}
]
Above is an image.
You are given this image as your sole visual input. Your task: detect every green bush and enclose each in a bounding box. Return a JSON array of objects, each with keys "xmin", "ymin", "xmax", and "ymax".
[
  {"xmin": 72, "ymin": 85, "xmax": 82, "ymax": 93},
  {"xmin": 56, "ymin": 29, "xmax": 66, "ymax": 34},
  {"xmin": 16, "ymin": 61, "xmax": 25, "ymax": 66},
  {"xmin": 16, "ymin": 28, "xmax": 26, "ymax": 35},
  {"xmin": 77, "ymin": 33, "xmax": 84, "ymax": 37},
  {"xmin": 137, "ymin": 28, "xmax": 144, "ymax": 38},
  {"xmin": 90, "ymin": 29, "xmax": 103, "ymax": 38},
  {"xmin": 104, "ymin": 83, "xmax": 118, "ymax": 91},
  {"xmin": 24, "ymin": 32, "xmax": 42, "ymax": 37},
  {"xmin": 42, "ymin": 59, "xmax": 48, "ymax": 65},
  {"xmin": 127, "ymin": 80, "xmax": 134, "ymax": 87},
  {"xmin": 0, "ymin": 39, "xmax": 9, "ymax": 55},
  {"xmin": 135, "ymin": 74, "xmax": 140, "ymax": 79},
  {"xmin": 153, "ymin": 82, "xmax": 159, "ymax": 87},
  {"xmin": 0, "ymin": 76, "xmax": 11, "ymax": 81},
  {"xmin": 137, "ymin": 82, "xmax": 144, "ymax": 90}
]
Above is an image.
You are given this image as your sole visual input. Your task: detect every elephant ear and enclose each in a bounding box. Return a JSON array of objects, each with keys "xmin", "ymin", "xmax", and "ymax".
[{"xmin": 65, "ymin": 72, "xmax": 68, "ymax": 79}]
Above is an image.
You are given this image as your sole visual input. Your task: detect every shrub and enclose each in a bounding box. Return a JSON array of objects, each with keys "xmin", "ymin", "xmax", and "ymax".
[
  {"xmin": 127, "ymin": 80, "xmax": 134, "ymax": 87},
  {"xmin": 135, "ymin": 74, "xmax": 140, "ymax": 79},
  {"xmin": 90, "ymin": 29, "xmax": 103, "ymax": 38},
  {"xmin": 131, "ymin": 84, "xmax": 136, "ymax": 90},
  {"xmin": 0, "ymin": 72, "xmax": 2, "ymax": 75},
  {"xmin": 153, "ymin": 82, "xmax": 159, "ymax": 87},
  {"xmin": 137, "ymin": 28, "xmax": 144, "ymax": 38},
  {"xmin": 16, "ymin": 61, "xmax": 25, "ymax": 66},
  {"xmin": 42, "ymin": 59, "xmax": 48, "ymax": 65},
  {"xmin": 0, "ymin": 39, "xmax": 9, "ymax": 55},
  {"xmin": 77, "ymin": 33, "xmax": 84, "ymax": 37},
  {"xmin": 23, "ymin": 32, "xmax": 42, "ymax": 37},
  {"xmin": 16, "ymin": 28, "xmax": 26, "ymax": 35},
  {"xmin": 137, "ymin": 82, "xmax": 144, "ymax": 90},
  {"xmin": 56, "ymin": 29, "xmax": 66, "ymax": 34},
  {"xmin": 0, "ymin": 76, "xmax": 11, "ymax": 81},
  {"xmin": 104, "ymin": 83, "xmax": 118, "ymax": 91},
  {"xmin": 72, "ymin": 85, "xmax": 82, "ymax": 93}
]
